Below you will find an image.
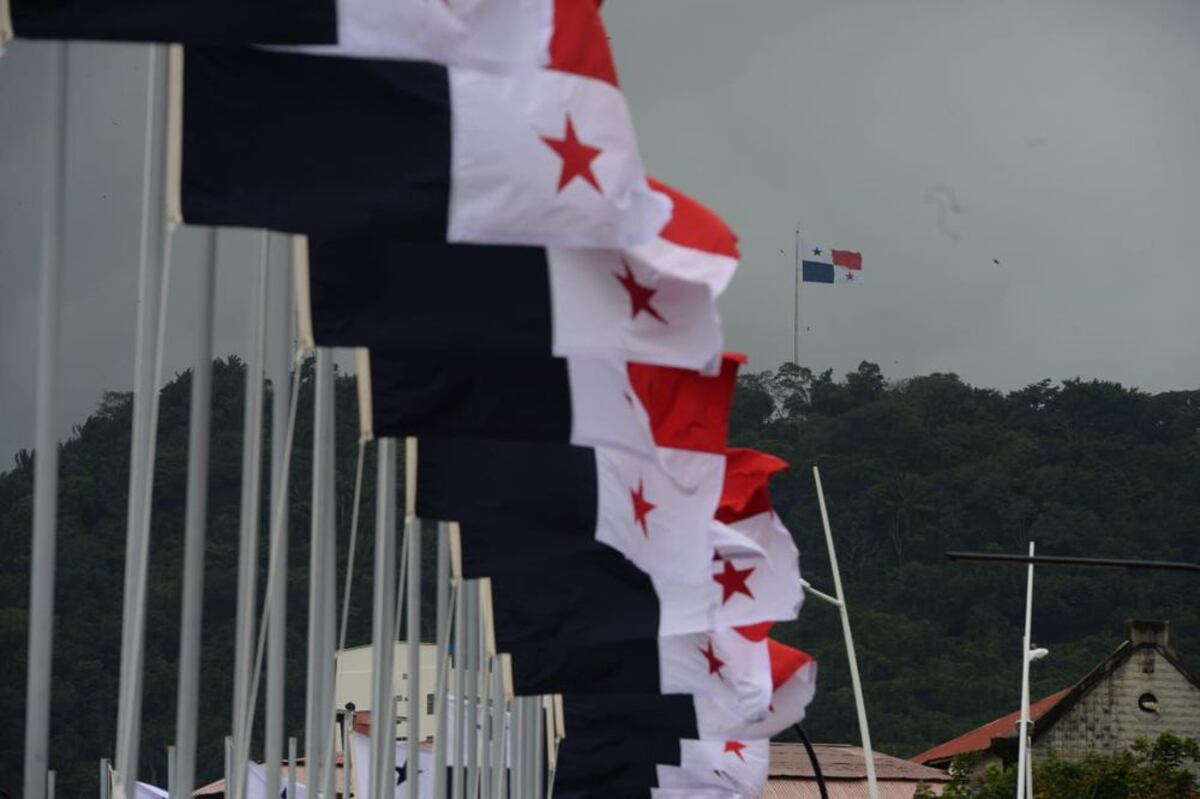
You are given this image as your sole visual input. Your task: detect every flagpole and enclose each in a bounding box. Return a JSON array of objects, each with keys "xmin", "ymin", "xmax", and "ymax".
[
  {"xmin": 479, "ymin": 651, "xmax": 493, "ymax": 799},
  {"xmin": 812, "ymin": 466, "xmax": 878, "ymax": 799},
  {"xmin": 115, "ymin": 42, "xmax": 173, "ymax": 799},
  {"xmin": 432, "ymin": 522, "xmax": 452, "ymax": 799},
  {"xmin": 489, "ymin": 664, "xmax": 507, "ymax": 799},
  {"xmin": 1015, "ymin": 541, "xmax": 1036, "ymax": 799},
  {"xmin": 465, "ymin": 583, "xmax": 481, "ymax": 799},
  {"xmin": 452, "ymin": 574, "xmax": 468, "ymax": 799},
  {"xmin": 793, "ymin": 224, "xmax": 800, "ymax": 366},
  {"xmin": 511, "ymin": 697, "xmax": 526, "ymax": 799},
  {"xmin": 231, "ymin": 233, "xmax": 270, "ymax": 799},
  {"xmin": 287, "ymin": 736, "xmax": 297, "ymax": 799},
  {"xmin": 171, "ymin": 229, "xmax": 217, "ymax": 799},
  {"xmin": 263, "ymin": 233, "xmax": 293, "ymax": 799},
  {"xmin": 305, "ymin": 349, "xmax": 335, "ymax": 795},
  {"xmin": 405, "ymin": 438, "xmax": 421, "ymax": 799},
  {"xmin": 22, "ymin": 39, "xmax": 68, "ymax": 799},
  {"xmin": 369, "ymin": 439, "xmax": 398, "ymax": 799}
]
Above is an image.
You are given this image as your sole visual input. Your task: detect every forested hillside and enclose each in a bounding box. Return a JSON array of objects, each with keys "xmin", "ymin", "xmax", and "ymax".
[{"xmin": 1, "ymin": 359, "xmax": 1198, "ymax": 795}]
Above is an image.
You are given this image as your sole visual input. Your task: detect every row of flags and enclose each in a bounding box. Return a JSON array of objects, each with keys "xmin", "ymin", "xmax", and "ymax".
[{"xmin": 6, "ymin": 1, "xmax": 823, "ymax": 796}]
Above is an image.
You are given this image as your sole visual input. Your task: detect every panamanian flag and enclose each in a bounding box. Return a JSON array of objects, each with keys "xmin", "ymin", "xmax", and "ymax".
[{"xmin": 801, "ymin": 244, "xmax": 863, "ymax": 284}]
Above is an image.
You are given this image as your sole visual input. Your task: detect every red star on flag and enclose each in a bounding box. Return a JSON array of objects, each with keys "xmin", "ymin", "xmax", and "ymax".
[
  {"xmin": 724, "ymin": 741, "xmax": 748, "ymax": 762},
  {"xmin": 614, "ymin": 260, "xmax": 667, "ymax": 324},
  {"xmin": 712, "ymin": 559, "xmax": 756, "ymax": 603},
  {"xmin": 630, "ymin": 478, "xmax": 655, "ymax": 537},
  {"xmin": 700, "ymin": 639, "xmax": 725, "ymax": 677},
  {"xmin": 540, "ymin": 114, "xmax": 603, "ymax": 194}
]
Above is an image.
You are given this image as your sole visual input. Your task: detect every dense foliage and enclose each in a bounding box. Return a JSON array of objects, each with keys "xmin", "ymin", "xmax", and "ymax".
[
  {"xmin": 913, "ymin": 733, "xmax": 1200, "ymax": 798},
  {"xmin": 1, "ymin": 359, "xmax": 1198, "ymax": 795}
]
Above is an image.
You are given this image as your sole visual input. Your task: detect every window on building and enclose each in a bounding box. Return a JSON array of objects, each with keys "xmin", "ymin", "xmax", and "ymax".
[
  {"xmin": 1138, "ymin": 692, "xmax": 1159, "ymax": 713},
  {"xmin": 427, "ymin": 693, "xmax": 436, "ymax": 715}
]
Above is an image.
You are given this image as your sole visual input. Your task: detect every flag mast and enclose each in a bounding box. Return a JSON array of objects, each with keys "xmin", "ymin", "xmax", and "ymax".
[
  {"xmin": 792, "ymin": 224, "xmax": 801, "ymax": 366},
  {"xmin": 811, "ymin": 466, "xmax": 879, "ymax": 799}
]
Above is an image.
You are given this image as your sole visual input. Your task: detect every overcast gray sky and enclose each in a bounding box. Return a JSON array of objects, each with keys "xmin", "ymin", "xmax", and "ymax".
[{"xmin": 2, "ymin": 0, "xmax": 1199, "ymax": 460}]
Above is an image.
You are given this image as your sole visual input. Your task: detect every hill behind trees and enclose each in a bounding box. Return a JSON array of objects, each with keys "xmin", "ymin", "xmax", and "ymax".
[{"xmin": 1, "ymin": 359, "xmax": 1198, "ymax": 795}]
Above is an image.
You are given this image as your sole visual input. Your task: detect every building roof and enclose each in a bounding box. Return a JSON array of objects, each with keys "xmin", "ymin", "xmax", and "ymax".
[
  {"xmin": 768, "ymin": 743, "xmax": 951, "ymax": 798},
  {"xmin": 772, "ymin": 743, "xmax": 952, "ymax": 781},
  {"xmin": 913, "ymin": 619, "xmax": 1200, "ymax": 767},
  {"xmin": 910, "ymin": 688, "xmax": 1071, "ymax": 766}
]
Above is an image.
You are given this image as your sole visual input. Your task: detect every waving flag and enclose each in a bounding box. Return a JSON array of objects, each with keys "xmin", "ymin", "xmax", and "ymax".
[
  {"xmin": 299, "ymin": 178, "xmax": 737, "ymax": 371},
  {"xmin": 658, "ymin": 739, "xmax": 769, "ymax": 798},
  {"xmin": 349, "ymin": 733, "xmax": 433, "ymax": 799},
  {"xmin": 176, "ymin": 2, "xmax": 668, "ymax": 247},
  {"xmin": 506, "ymin": 626, "xmax": 773, "ymax": 725},
  {"xmin": 559, "ymin": 640, "xmax": 816, "ymax": 742},
  {"xmin": 408, "ymin": 355, "xmax": 739, "ymax": 580},
  {"xmin": 801, "ymin": 243, "xmax": 863, "ymax": 284},
  {"xmin": 7, "ymin": 0, "xmax": 553, "ymax": 72},
  {"xmin": 358, "ymin": 352, "xmax": 656, "ymax": 459}
]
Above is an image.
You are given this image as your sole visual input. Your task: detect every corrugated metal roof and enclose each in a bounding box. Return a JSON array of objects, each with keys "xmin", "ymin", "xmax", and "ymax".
[
  {"xmin": 910, "ymin": 687, "xmax": 1071, "ymax": 765},
  {"xmin": 770, "ymin": 743, "xmax": 951, "ymax": 782}
]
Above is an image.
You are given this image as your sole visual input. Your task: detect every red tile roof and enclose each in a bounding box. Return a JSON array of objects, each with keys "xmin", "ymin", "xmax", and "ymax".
[{"xmin": 911, "ymin": 688, "xmax": 1071, "ymax": 765}]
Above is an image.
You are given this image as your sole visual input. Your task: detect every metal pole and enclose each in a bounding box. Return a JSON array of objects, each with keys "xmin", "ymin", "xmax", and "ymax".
[
  {"xmin": 171, "ymin": 229, "xmax": 215, "ymax": 799},
  {"xmin": 115, "ymin": 43, "xmax": 172, "ymax": 799},
  {"xmin": 405, "ymin": 440, "xmax": 421, "ymax": 799},
  {"xmin": 465, "ymin": 583, "xmax": 480, "ymax": 799},
  {"xmin": 100, "ymin": 759, "xmax": 111, "ymax": 799},
  {"xmin": 479, "ymin": 655, "xmax": 493, "ymax": 799},
  {"xmin": 432, "ymin": 523, "xmax": 452, "ymax": 799},
  {"xmin": 318, "ymin": 380, "xmax": 338, "ymax": 799},
  {"xmin": 489, "ymin": 665, "xmax": 506, "ymax": 799},
  {"xmin": 288, "ymin": 736, "xmax": 298, "ymax": 799},
  {"xmin": 231, "ymin": 234, "xmax": 270, "ymax": 799},
  {"xmin": 793, "ymin": 225, "xmax": 801, "ymax": 365},
  {"xmin": 531, "ymin": 697, "xmax": 543, "ymax": 799},
  {"xmin": 1016, "ymin": 542, "xmax": 1035, "ymax": 799},
  {"xmin": 370, "ymin": 440, "xmax": 398, "ymax": 799},
  {"xmin": 452, "ymin": 579, "xmax": 468, "ymax": 799},
  {"xmin": 264, "ymin": 233, "xmax": 292, "ymax": 799},
  {"xmin": 945, "ymin": 551, "xmax": 1200, "ymax": 574},
  {"xmin": 305, "ymin": 350, "xmax": 335, "ymax": 793},
  {"xmin": 812, "ymin": 466, "xmax": 878, "ymax": 799},
  {"xmin": 167, "ymin": 745, "xmax": 176, "ymax": 797},
  {"xmin": 344, "ymin": 708, "xmax": 355, "ymax": 799},
  {"xmin": 47, "ymin": 769, "xmax": 55, "ymax": 799},
  {"xmin": 22, "ymin": 40, "xmax": 68, "ymax": 799},
  {"xmin": 224, "ymin": 736, "xmax": 233, "ymax": 796},
  {"xmin": 504, "ymin": 676, "xmax": 518, "ymax": 796}
]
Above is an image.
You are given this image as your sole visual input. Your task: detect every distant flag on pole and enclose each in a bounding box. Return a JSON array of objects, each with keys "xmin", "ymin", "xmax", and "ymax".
[{"xmin": 801, "ymin": 244, "xmax": 863, "ymax": 284}]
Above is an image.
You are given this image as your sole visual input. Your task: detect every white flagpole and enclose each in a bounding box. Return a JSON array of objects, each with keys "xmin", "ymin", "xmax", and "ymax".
[
  {"xmin": 305, "ymin": 350, "xmax": 335, "ymax": 794},
  {"xmin": 232, "ymin": 233, "xmax": 270, "ymax": 799},
  {"xmin": 115, "ymin": 42, "xmax": 173, "ymax": 799},
  {"xmin": 432, "ymin": 522, "xmax": 452, "ymax": 799},
  {"xmin": 171, "ymin": 229, "xmax": 218, "ymax": 799},
  {"xmin": 369, "ymin": 439, "xmax": 398, "ymax": 799},
  {"xmin": 479, "ymin": 653, "xmax": 493, "ymax": 799},
  {"xmin": 22, "ymin": 39, "xmax": 68, "ymax": 799},
  {"xmin": 465, "ymin": 583, "xmax": 480, "ymax": 799},
  {"xmin": 812, "ymin": 466, "xmax": 878, "ymax": 799},
  {"xmin": 793, "ymin": 225, "xmax": 801, "ymax": 365},
  {"xmin": 452, "ymin": 575, "xmax": 468, "ymax": 799},
  {"xmin": 531, "ymin": 697, "xmax": 544, "ymax": 799},
  {"xmin": 320, "ymin": 439, "xmax": 339, "ymax": 799},
  {"xmin": 510, "ymin": 697, "xmax": 524, "ymax": 799},
  {"xmin": 489, "ymin": 665, "xmax": 506, "ymax": 799},
  {"xmin": 1016, "ymin": 541, "xmax": 1036, "ymax": 799},
  {"xmin": 287, "ymin": 736, "xmax": 298, "ymax": 798},
  {"xmin": 263, "ymin": 234, "xmax": 293, "ymax": 799},
  {"xmin": 404, "ymin": 438, "xmax": 421, "ymax": 799},
  {"xmin": 100, "ymin": 759, "xmax": 111, "ymax": 799}
]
